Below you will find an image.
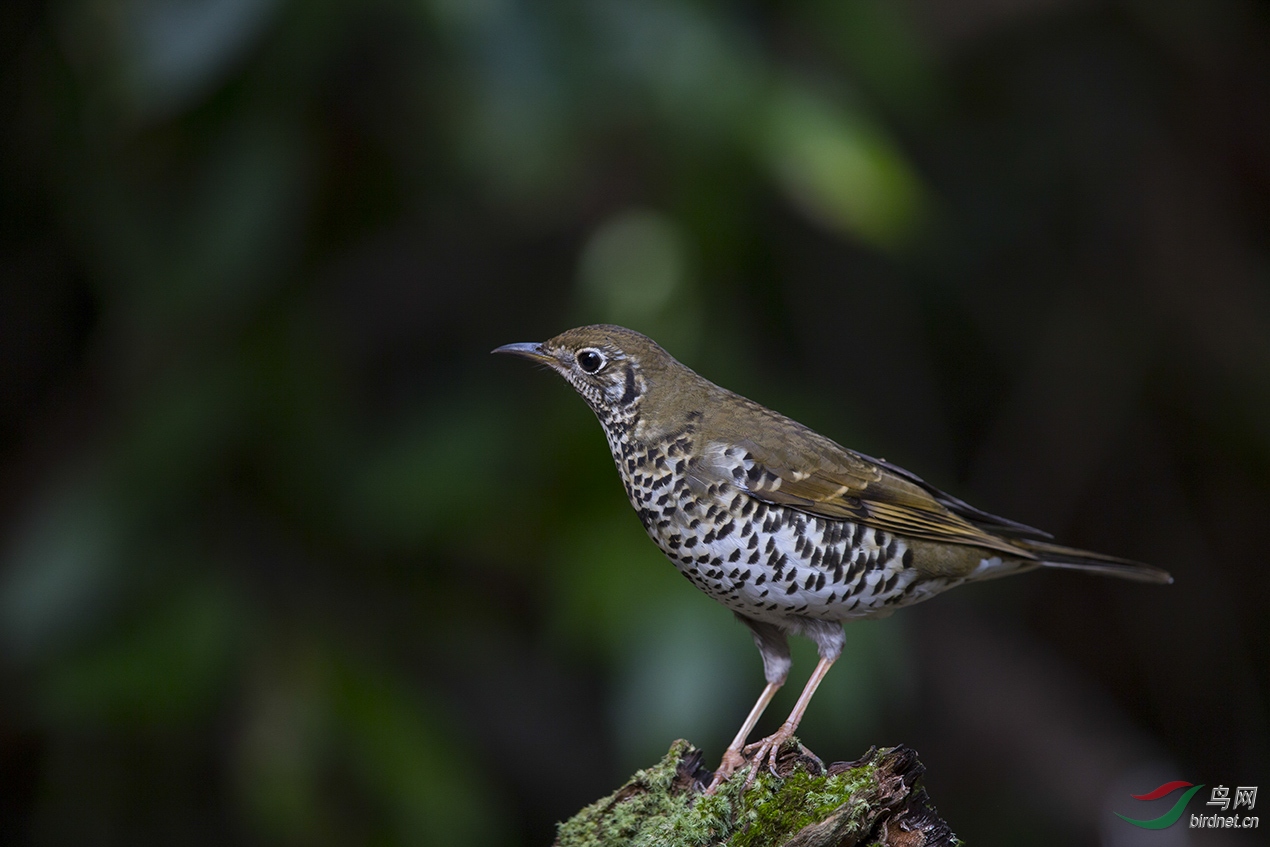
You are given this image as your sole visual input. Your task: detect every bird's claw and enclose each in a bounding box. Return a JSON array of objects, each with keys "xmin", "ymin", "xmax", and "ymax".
[
  {"xmin": 740, "ymin": 724, "xmax": 798, "ymax": 790},
  {"xmin": 704, "ymin": 747, "xmax": 749, "ymax": 794},
  {"xmin": 708, "ymin": 729, "xmax": 823, "ymax": 793},
  {"xmin": 735, "ymin": 729, "xmax": 825, "ymax": 791}
]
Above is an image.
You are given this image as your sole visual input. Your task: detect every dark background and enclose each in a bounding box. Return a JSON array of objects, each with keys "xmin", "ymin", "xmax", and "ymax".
[{"xmin": 2, "ymin": 0, "xmax": 1267, "ymax": 844}]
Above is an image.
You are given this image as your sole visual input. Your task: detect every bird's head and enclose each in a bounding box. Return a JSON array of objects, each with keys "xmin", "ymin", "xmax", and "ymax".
[{"xmin": 493, "ymin": 324, "xmax": 678, "ymax": 419}]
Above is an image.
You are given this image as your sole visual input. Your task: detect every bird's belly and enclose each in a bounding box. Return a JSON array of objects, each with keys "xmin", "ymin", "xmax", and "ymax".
[{"xmin": 635, "ymin": 482, "xmax": 940, "ymax": 623}]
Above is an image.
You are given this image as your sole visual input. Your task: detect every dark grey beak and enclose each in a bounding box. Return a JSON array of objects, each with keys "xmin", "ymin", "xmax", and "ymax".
[{"xmin": 491, "ymin": 341, "xmax": 554, "ymax": 364}]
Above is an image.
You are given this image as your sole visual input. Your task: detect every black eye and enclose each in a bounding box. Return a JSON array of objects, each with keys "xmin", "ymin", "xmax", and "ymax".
[{"xmin": 577, "ymin": 349, "xmax": 605, "ymax": 373}]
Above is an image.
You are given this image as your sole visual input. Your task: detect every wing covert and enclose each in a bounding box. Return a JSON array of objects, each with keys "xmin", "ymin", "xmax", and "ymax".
[{"xmin": 695, "ymin": 436, "xmax": 1036, "ymax": 558}]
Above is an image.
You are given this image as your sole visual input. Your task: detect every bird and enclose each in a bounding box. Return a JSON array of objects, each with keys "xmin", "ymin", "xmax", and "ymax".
[{"xmin": 493, "ymin": 324, "xmax": 1171, "ymax": 791}]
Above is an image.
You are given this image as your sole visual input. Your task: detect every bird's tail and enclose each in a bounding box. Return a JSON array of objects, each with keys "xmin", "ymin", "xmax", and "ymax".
[{"xmin": 1017, "ymin": 540, "xmax": 1173, "ymax": 584}]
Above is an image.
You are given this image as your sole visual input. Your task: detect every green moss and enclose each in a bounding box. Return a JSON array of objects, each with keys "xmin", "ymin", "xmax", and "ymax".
[
  {"xmin": 554, "ymin": 741, "xmax": 879, "ymax": 847},
  {"xmin": 726, "ymin": 765, "xmax": 874, "ymax": 847},
  {"xmin": 555, "ymin": 740, "xmax": 726, "ymax": 847}
]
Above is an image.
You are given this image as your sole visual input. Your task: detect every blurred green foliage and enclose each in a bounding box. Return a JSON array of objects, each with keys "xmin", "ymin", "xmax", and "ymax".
[{"xmin": 2, "ymin": 0, "xmax": 1268, "ymax": 844}]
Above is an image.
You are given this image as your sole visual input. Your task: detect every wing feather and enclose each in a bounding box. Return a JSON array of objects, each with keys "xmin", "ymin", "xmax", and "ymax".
[{"xmin": 701, "ymin": 435, "xmax": 1038, "ymax": 558}]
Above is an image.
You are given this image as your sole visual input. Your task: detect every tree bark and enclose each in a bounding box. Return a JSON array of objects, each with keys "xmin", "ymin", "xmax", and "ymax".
[{"xmin": 554, "ymin": 740, "xmax": 958, "ymax": 847}]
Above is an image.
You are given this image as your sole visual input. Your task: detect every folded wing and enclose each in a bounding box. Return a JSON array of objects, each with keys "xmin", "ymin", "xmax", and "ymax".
[{"xmin": 696, "ymin": 431, "xmax": 1042, "ymax": 559}]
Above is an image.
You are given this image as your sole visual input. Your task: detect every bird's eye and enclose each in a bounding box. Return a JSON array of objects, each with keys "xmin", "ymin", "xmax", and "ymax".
[{"xmin": 577, "ymin": 349, "xmax": 605, "ymax": 373}]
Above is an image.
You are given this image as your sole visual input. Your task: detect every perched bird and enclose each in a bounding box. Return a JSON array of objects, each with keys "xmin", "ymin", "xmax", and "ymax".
[{"xmin": 494, "ymin": 325, "xmax": 1171, "ymax": 791}]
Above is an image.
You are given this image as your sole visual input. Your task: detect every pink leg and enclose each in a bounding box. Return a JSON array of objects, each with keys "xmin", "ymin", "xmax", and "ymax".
[
  {"xmin": 705, "ymin": 680, "xmax": 783, "ymax": 794},
  {"xmin": 741, "ymin": 655, "xmax": 835, "ymax": 788}
]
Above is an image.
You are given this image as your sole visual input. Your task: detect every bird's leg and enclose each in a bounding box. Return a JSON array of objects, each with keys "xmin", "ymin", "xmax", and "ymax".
[
  {"xmin": 741, "ymin": 655, "xmax": 835, "ymax": 789},
  {"xmin": 710, "ymin": 614, "xmax": 792, "ymax": 792},
  {"xmin": 705, "ymin": 680, "xmax": 783, "ymax": 794}
]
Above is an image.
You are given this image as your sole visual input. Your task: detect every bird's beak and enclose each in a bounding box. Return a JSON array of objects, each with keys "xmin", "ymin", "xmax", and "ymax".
[{"xmin": 491, "ymin": 341, "xmax": 555, "ymax": 364}]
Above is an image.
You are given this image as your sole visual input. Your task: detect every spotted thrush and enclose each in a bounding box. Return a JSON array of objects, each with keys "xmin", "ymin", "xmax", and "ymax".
[{"xmin": 494, "ymin": 325, "xmax": 1171, "ymax": 791}]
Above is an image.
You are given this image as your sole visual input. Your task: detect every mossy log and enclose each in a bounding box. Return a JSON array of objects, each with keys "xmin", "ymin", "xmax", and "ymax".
[{"xmin": 555, "ymin": 740, "xmax": 957, "ymax": 847}]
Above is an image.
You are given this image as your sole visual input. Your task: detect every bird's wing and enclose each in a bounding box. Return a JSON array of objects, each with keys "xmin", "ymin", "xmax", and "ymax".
[{"xmin": 696, "ymin": 431, "xmax": 1040, "ymax": 558}]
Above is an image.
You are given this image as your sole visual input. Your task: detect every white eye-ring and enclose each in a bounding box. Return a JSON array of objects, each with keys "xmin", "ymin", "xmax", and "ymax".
[{"xmin": 577, "ymin": 348, "xmax": 606, "ymax": 374}]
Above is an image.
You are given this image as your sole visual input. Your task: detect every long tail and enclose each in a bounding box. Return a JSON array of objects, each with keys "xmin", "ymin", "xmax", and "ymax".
[{"xmin": 1017, "ymin": 540, "xmax": 1173, "ymax": 584}]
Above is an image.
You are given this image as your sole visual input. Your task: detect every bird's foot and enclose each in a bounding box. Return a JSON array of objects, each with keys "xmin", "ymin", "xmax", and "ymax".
[
  {"xmin": 740, "ymin": 725, "xmax": 822, "ymax": 791},
  {"xmin": 704, "ymin": 747, "xmax": 749, "ymax": 794}
]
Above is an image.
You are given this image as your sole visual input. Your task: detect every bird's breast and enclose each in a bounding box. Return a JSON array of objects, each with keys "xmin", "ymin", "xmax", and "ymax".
[{"xmin": 604, "ymin": 431, "xmax": 962, "ymax": 624}]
